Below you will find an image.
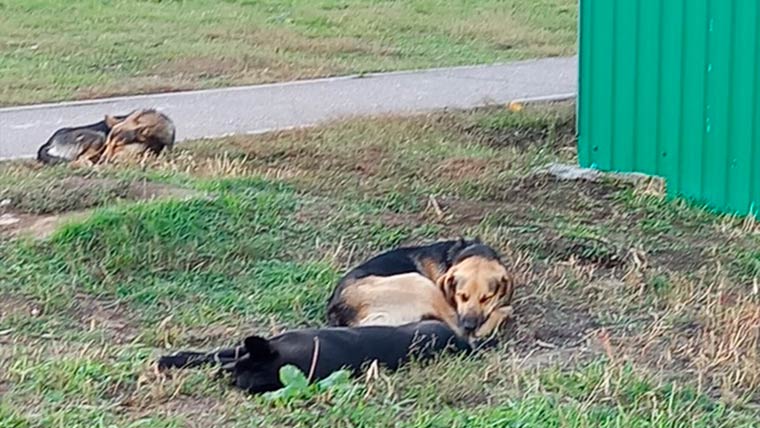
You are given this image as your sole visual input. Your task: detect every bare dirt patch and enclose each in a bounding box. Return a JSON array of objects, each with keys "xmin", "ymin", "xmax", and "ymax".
[
  {"xmin": 0, "ymin": 177, "xmax": 202, "ymax": 239},
  {"xmin": 503, "ymin": 173, "xmax": 631, "ymax": 212},
  {"xmin": 378, "ymin": 211, "xmax": 427, "ymax": 229},
  {"xmin": 504, "ymin": 295, "xmax": 600, "ymax": 353},
  {"xmin": 2, "ymin": 176, "xmax": 132, "ymax": 215},
  {"xmin": 1, "ymin": 176, "xmax": 199, "ymax": 215},
  {"xmin": 0, "ymin": 211, "xmax": 92, "ymax": 240},
  {"xmin": 71, "ymin": 294, "xmax": 139, "ymax": 344},
  {"xmin": 528, "ymin": 302, "xmax": 599, "ymax": 347},
  {"xmin": 445, "ymin": 104, "xmax": 577, "ymax": 150},
  {"xmin": 525, "ymin": 232, "xmax": 627, "ymax": 269},
  {"xmin": 0, "ymin": 292, "xmax": 139, "ymax": 343},
  {"xmin": 433, "ymin": 158, "xmax": 493, "ymax": 182},
  {"xmin": 427, "ymin": 196, "xmax": 507, "ymax": 227},
  {"xmin": 128, "ymin": 395, "xmax": 233, "ymax": 423},
  {"xmin": 238, "ymin": 139, "xmax": 392, "ymax": 180},
  {"xmin": 0, "ymin": 294, "xmax": 42, "ymax": 326},
  {"xmin": 470, "ymin": 117, "xmax": 575, "ymax": 149}
]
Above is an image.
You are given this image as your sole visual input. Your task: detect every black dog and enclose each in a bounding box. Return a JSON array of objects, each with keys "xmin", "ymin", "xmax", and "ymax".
[
  {"xmin": 37, "ymin": 114, "xmax": 127, "ymax": 165},
  {"xmin": 158, "ymin": 320, "xmax": 471, "ymax": 394}
]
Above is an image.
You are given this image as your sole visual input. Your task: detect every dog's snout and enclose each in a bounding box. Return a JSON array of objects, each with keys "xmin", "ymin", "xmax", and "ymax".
[{"xmin": 460, "ymin": 315, "xmax": 482, "ymax": 333}]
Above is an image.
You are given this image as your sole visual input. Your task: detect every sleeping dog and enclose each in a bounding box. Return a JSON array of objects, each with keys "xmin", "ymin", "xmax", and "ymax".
[
  {"xmin": 326, "ymin": 238, "xmax": 515, "ymax": 339},
  {"xmin": 37, "ymin": 109, "xmax": 175, "ymax": 166},
  {"xmin": 37, "ymin": 114, "xmax": 128, "ymax": 165},
  {"xmin": 158, "ymin": 320, "xmax": 471, "ymax": 394}
]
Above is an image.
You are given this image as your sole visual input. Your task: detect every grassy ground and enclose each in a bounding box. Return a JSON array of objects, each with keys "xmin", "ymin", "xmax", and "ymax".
[
  {"xmin": 1, "ymin": 103, "xmax": 759, "ymax": 427},
  {"xmin": 0, "ymin": 0, "xmax": 577, "ymax": 106}
]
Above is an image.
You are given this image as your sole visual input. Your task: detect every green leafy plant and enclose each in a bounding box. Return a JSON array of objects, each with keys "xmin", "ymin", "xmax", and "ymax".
[{"xmin": 262, "ymin": 365, "xmax": 352, "ymax": 402}]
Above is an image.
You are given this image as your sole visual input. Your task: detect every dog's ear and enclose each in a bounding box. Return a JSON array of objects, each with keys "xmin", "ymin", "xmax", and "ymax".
[
  {"xmin": 104, "ymin": 115, "xmax": 122, "ymax": 128},
  {"xmin": 499, "ymin": 273, "xmax": 515, "ymax": 305},
  {"xmin": 447, "ymin": 237, "xmax": 469, "ymax": 264},
  {"xmin": 243, "ymin": 336, "xmax": 277, "ymax": 361},
  {"xmin": 437, "ymin": 272, "xmax": 457, "ymax": 306}
]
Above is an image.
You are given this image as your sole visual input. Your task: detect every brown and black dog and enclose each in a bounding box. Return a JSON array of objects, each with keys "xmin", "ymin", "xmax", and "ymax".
[
  {"xmin": 36, "ymin": 114, "xmax": 128, "ymax": 166},
  {"xmin": 100, "ymin": 109, "xmax": 175, "ymax": 163},
  {"xmin": 37, "ymin": 109, "xmax": 175, "ymax": 166},
  {"xmin": 326, "ymin": 238, "xmax": 515, "ymax": 339}
]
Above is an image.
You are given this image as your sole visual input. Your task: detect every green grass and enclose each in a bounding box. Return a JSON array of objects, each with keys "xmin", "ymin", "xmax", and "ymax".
[
  {"xmin": 2, "ymin": 103, "xmax": 759, "ymax": 426},
  {"xmin": 0, "ymin": 0, "xmax": 577, "ymax": 106}
]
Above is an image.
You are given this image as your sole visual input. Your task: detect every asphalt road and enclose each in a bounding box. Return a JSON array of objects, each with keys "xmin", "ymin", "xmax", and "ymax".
[{"xmin": 0, "ymin": 56, "xmax": 577, "ymax": 161}]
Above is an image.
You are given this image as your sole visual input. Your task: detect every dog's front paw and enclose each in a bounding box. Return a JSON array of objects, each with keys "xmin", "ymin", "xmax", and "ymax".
[
  {"xmin": 473, "ymin": 305, "xmax": 513, "ymax": 339},
  {"xmin": 469, "ymin": 335, "xmax": 500, "ymax": 351}
]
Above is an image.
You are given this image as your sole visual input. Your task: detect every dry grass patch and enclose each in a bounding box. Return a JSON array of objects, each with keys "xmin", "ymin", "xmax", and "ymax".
[{"xmin": 2, "ymin": 103, "xmax": 760, "ymax": 426}]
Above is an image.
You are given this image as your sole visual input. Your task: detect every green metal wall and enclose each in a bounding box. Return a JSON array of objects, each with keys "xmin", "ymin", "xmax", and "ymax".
[{"xmin": 578, "ymin": 0, "xmax": 760, "ymax": 216}]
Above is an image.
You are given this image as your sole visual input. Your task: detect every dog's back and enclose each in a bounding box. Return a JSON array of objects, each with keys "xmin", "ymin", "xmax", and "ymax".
[
  {"xmin": 271, "ymin": 320, "xmax": 470, "ymax": 376},
  {"xmin": 37, "ymin": 121, "xmax": 110, "ymax": 165},
  {"xmin": 234, "ymin": 321, "xmax": 472, "ymax": 393},
  {"xmin": 37, "ymin": 116, "xmax": 128, "ymax": 165},
  {"xmin": 336, "ymin": 240, "xmax": 466, "ymax": 282}
]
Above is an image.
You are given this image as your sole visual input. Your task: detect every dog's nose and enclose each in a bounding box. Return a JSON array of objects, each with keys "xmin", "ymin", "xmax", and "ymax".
[{"xmin": 460, "ymin": 316, "xmax": 481, "ymax": 333}]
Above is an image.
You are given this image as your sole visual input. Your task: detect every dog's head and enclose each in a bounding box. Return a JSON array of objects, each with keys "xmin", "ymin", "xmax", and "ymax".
[
  {"xmin": 437, "ymin": 243, "xmax": 515, "ymax": 336},
  {"xmin": 232, "ymin": 336, "xmax": 284, "ymax": 394},
  {"xmin": 102, "ymin": 109, "xmax": 173, "ymax": 162},
  {"xmin": 102, "ymin": 110, "xmax": 150, "ymax": 161}
]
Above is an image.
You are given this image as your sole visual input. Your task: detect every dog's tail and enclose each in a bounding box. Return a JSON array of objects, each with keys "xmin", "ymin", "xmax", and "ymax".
[{"xmin": 157, "ymin": 346, "xmax": 246, "ymax": 370}]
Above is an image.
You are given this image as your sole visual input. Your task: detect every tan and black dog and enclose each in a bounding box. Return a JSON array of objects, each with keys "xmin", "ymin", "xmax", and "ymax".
[
  {"xmin": 36, "ymin": 114, "xmax": 128, "ymax": 166},
  {"xmin": 100, "ymin": 109, "xmax": 175, "ymax": 163},
  {"xmin": 326, "ymin": 238, "xmax": 515, "ymax": 339}
]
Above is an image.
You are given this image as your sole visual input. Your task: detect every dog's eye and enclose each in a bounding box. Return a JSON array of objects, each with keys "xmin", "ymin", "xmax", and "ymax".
[
  {"xmin": 480, "ymin": 294, "xmax": 494, "ymax": 303},
  {"xmin": 457, "ymin": 293, "xmax": 469, "ymax": 302}
]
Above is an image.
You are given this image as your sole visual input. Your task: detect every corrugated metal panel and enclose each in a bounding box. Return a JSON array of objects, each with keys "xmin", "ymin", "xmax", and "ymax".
[{"xmin": 578, "ymin": 0, "xmax": 760, "ymax": 216}]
